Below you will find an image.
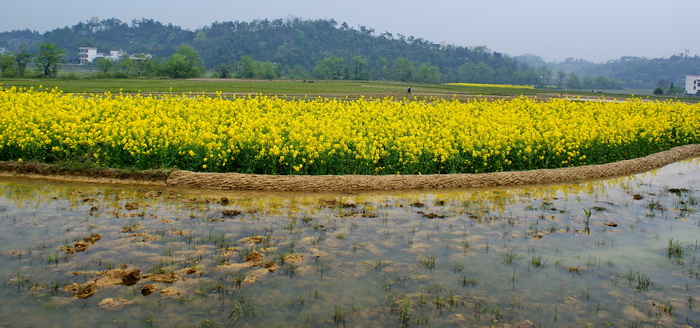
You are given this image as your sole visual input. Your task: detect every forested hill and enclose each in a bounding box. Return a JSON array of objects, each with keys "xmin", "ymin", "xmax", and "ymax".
[
  {"xmin": 1, "ymin": 17, "xmax": 698, "ymax": 88},
  {"xmin": 0, "ymin": 18, "xmax": 538, "ymax": 84},
  {"xmin": 516, "ymin": 54, "xmax": 700, "ymax": 90}
]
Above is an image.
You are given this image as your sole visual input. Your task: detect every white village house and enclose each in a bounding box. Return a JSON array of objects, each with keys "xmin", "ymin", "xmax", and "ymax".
[
  {"xmin": 78, "ymin": 47, "xmax": 135, "ymax": 64},
  {"xmin": 78, "ymin": 47, "xmax": 98, "ymax": 64},
  {"xmin": 686, "ymin": 75, "xmax": 700, "ymax": 96}
]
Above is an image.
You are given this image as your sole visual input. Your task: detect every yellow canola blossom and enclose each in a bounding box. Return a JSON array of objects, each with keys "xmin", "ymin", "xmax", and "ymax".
[{"xmin": 1, "ymin": 86, "xmax": 698, "ymax": 175}]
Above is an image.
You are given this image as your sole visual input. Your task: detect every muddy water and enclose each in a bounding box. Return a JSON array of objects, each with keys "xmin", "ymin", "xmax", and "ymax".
[{"xmin": 0, "ymin": 161, "xmax": 699, "ymax": 327}]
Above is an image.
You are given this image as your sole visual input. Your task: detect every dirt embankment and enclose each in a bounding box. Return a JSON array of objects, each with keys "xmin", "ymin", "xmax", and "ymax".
[{"xmin": 2, "ymin": 144, "xmax": 700, "ymax": 191}]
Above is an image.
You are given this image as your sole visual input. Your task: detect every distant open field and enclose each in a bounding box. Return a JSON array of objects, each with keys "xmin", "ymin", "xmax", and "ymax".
[
  {"xmin": 0, "ymin": 78, "xmax": 534, "ymax": 97},
  {"xmin": 1, "ymin": 78, "xmax": 685, "ymax": 101}
]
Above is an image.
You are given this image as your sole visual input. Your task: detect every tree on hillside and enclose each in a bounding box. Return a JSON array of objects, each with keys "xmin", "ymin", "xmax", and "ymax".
[
  {"xmin": 235, "ymin": 55, "xmax": 277, "ymax": 79},
  {"xmin": 213, "ymin": 63, "xmax": 232, "ymax": 78},
  {"xmin": 0, "ymin": 53, "xmax": 15, "ymax": 77},
  {"xmin": 14, "ymin": 48, "xmax": 32, "ymax": 78},
  {"xmin": 35, "ymin": 43, "xmax": 65, "ymax": 77},
  {"xmin": 258, "ymin": 61, "xmax": 277, "ymax": 79},
  {"xmin": 313, "ymin": 56, "xmax": 345, "ymax": 80},
  {"xmin": 371, "ymin": 57, "xmax": 390, "ymax": 80},
  {"xmin": 458, "ymin": 62, "xmax": 495, "ymax": 83},
  {"xmin": 556, "ymin": 70, "xmax": 567, "ymax": 89},
  {"xmin": 536, "ymin": 66, "xmax": 551, "ymax": 87},
  {"xmin": 350, "ymin": 55, "xmax": 369, "ymax": 80},
  {"xmin": 94, "ymin": 57, "xmax": 115, "ymax": 74},
  {"xmin": 414, "ymin": 63, "xmax": 441, "ymax": 83},
  {"xmin": 392, "ymin": 57, "xmax": 415, "ymax": 82},
  {"xmin": 594, "ymin": 76, "xmax": 623, "ymax": 89},
  {"xmin": 118, "ymin": 53, "xmax": 155, "ymax": 77},
  {"xmin": 161, "ymin": 45, "xmax": 204, "ymax": 78},
  {"xmin": 238, "ymin": 55, "xmax": 257, "ymax": 78},
  {"xmin": 565, "ymin": 72, "xmax": 581, "ymax": 89}
]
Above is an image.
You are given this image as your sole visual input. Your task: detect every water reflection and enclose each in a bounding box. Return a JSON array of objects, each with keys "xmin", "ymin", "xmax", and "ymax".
[{"xmin": 0, "ymin": 160, "xmax": 698, "ymax": 327}]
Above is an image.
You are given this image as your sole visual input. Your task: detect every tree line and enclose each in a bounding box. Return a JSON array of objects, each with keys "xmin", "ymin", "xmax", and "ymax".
[
  {"xmin": 2, "ymin": 17, "xmax": 695, "ymax": 89},
  {"xmin": 517, "ymin": 53, "xmax": 700, "ymax": 90},
  {"xmin": 0, "ymin": 18, "xmax": 544, "ymax": 85}
]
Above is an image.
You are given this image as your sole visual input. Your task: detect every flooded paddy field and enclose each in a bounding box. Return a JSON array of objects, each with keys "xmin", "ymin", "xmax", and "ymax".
[{"xmin": 1, "ymin": 161, "xmax": 699, "ymax": 327}]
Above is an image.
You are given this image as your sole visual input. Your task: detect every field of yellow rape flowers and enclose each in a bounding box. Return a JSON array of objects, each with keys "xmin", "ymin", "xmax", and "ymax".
[{"xmin": 1, "ymin": 85, "xmax": 699, "ymax": 175}]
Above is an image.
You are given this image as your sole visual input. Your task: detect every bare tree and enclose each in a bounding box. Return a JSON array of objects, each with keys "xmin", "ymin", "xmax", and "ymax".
[{"xmin": 556, "ymin": 70, "xmax": 567, "ymax": 89}]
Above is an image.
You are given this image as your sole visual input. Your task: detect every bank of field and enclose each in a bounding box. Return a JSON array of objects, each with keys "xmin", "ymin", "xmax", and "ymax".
[{"xmin": 1, "ymin": 86, "xmax": 699, "ymax": 175}]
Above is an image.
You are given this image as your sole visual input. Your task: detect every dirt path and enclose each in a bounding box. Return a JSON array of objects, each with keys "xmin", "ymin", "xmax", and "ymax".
[
  {"xmin": 2, "ymin": 145, "xmax": 699, "ymax": 192},
  {"xmin": 166, "ymin": 144, "xmax": 700, "ymax": 191}
]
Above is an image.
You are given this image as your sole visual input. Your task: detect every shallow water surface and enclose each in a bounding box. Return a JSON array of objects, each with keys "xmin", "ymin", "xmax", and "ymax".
[{"xmin": 1, "ymin": 161, "xmax": 699, "ymax": 327}]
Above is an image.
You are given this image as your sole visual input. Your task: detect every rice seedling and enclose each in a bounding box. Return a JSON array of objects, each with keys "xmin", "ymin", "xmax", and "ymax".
[
  {"xmin": 419, "ymin": 256, "xmax": 436, "ymax": 270},
  {"xmin": 284, "ymin": 262, "xmax": 297, "ymax": 278},
  {"xmin": 583, "ymin": 208, "xmax": 592, "ymax": 235},
  {"xmin": 229, "ymin": 293, "xmax": 256, "ymax": 326},
  {"xmin": 461, "ymin": 240, "xmax": 470, "ymax": 252},
  {"xmin": 531, "ymin": 255, "xmax": 546, "ymax": 268},
  {"xmin": 501, "ymin": 249, "xmax": 521, "ymax": 265},
  {"xmin": 234, "ymin": 272, "xmax": 245, "ymax": 290},
  {"xmin": 459, "ymin": 275, "xmax": 478, "ymax": 287},
  {"xmin": 432, "ymin": 295, "xmax": 447, "ymax": 314},
  {"xmin": 668, "ymin": 238, "xmax": 684, "ymax": 262},
  {"xmin": 398, "ymin": 297, "xmax": 411, "ymax": 328},
  {"xmin": 332, "ymin": 305, "xmax": 346, "ymax": 326}
]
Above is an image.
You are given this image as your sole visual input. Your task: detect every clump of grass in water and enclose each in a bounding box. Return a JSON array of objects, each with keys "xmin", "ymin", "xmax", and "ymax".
[
  {"xmin": 234, "ymin": 272, "xmax": 245, "ymax": 289},
  {"xmin": 501, "ymin": 249, "xmax": 521, "ymax": 265},
  {"xmin": 668, "ymin": 238, "xmax": 684, "ymax": 263},
  {"xmin": 459, "ymin": 275, "xmax": 478, "ymax": 287},
  {"xmin": 398, "ymin": 297, "xmax": 411, "ymax": 328},
  {"xmin": 419, "ymin": 256, "xmax": 436, "ymax": 270},
  {"xmin": 636, "ymin": 272, "xmax": 652, "ymax": 292},
  {"xmin": 623, "ymin": 269, "xmax": 653, "ymax": 292},
  {"xmin": 332, "ymin": 305, "xmax": 346, "ymax": 326},
  {"xmin": 229, "ymin": 293, "xmax": 256, "ymax": 325},
  {"xmin": 373, "ymin": 260, "xmax": 390, "ymax": 273},
  {"xmin": 583, "ymin": 208, "xmax": 592, "ymax": 235},
  {"xmin": 531, "ymin": 255, "xmax": 547, "ymax": 268}
]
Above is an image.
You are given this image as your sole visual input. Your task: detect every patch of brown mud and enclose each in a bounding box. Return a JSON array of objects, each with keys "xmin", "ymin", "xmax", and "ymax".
[
  {"xmin": 124, "ymin": 202, "xmax": 139, "ymax": 211},
  {"xmin": 94, "ymin": 268, "xmax": 142, "ymax": 287},
  {"xmin": 282, "ymin": 254, "xmax": 304, "ymax": 263},
  {"xmin": 61, "ymin": 234, "xmax": 102, "ymax": 254},
  {"xmin": 129, "ymin": 232, "xmax": 160, "ymax": 242},
  {"xmin": 240, "ymin": 235, "xmax": 264, "ymax": 244},
  {"xmin": 166, "ymin": 145, "xmax": 700, "ymax": 191},
  {"xmin": 245, "ymin": 250, "xmax": 265, "ymax": 266},
  {"xmin": 68, "ymin": 283, "xmax": 97, "ymax": 299},
  {"xmin": 160, "ymin": 287, "xmax": 183, "ymax": 297},
  {"xmin": 140, "ymin": 284, "xmax": 158, "ymax": 296},
  {"xmin": 243, "ymin": 268, "xmax": 271, "ymax": 284},
  {"xmin": 98, "ymin": 298, "xmax": 135, "ymax": 309},
  {"xmin": 66, "ymin": 268, "xmax": 141, "ymax": 298},
  {"xmin": 143, "ymin": 272, "xmax": 179, "ymax": 283}
]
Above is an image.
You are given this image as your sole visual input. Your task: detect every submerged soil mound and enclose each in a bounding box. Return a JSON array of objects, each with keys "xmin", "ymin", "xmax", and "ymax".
[
  {"xmin": 2, "ymin": 145, "xmax": 699, "ymax": 191},
  {"xmin": 166, "ymin": 144, "xmax": 700, "ymax": 191}
]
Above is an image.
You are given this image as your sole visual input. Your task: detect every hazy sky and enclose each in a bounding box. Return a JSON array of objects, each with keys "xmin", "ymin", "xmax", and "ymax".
[{"xmin": 3, "ymin": 0, "xmax": 698, "ymax": 63}]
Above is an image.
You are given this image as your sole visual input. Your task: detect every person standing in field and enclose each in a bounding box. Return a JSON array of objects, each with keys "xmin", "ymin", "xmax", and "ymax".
[{"xmin": 407, "ymin": 87, "xmax": 412, "ymax": 95}]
